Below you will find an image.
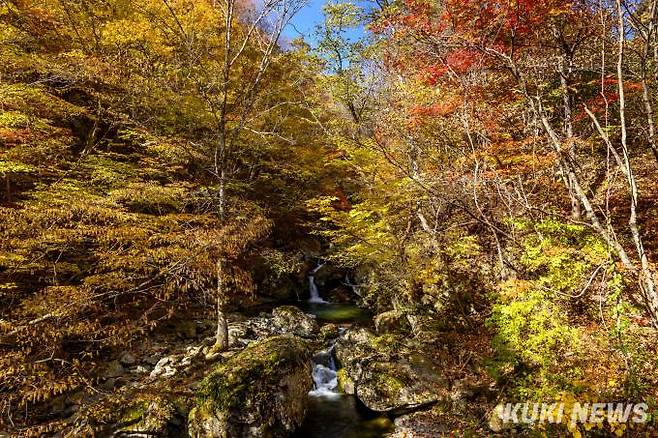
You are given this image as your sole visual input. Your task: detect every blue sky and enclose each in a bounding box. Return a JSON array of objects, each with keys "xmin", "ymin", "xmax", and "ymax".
[
  {"xmin": 282, "ymin": 0, "xmax": 367, "ymax": 46},
  {"xmin": 282, "ymin": 0, "xmax": 326, "ymax": 43}
]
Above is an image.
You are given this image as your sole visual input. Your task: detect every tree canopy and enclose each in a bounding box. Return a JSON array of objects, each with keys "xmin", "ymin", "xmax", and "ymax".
[{"xmin": 2, "ymin": 0, "xmax": 658, "ymax": 435}]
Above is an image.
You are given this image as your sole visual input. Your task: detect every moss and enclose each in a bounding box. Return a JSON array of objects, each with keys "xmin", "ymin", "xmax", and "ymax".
[
  {"xmin": 371, "ymin": 333, "xmax": 404, "ymax": 352},
  {"xmin": 336, "ymin": 368, "xmax": 353, "ymax": 392},
  {"xmin": 0, "ymin": 83, "xmax": 85, "ymax": 120},
  {"xmin": 191, "ymin": 336, "xmax": 312, "ymax": 437},
  {"xmin": 120, "ymin": 402, "xmax": 148, "ymax": 424},
  {"xmin": 117, "ymin": 397, "xmax": 181, "ymax": 435},
  {"xmin": 0, "ymin": 111, "xmax": 33, "ymax": 129},
  {"xmin": 197, "ymin": 335, "xmax": 311, "ymax": 412},
  {"xmin": 372, "ymin": 368, "xmax": 406, "ymax": 394}
]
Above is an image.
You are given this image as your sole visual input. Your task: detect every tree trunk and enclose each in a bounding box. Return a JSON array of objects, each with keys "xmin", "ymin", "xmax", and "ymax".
[
  {"xmin": 641, "ymin": 67, "xmax": 658, "ymax": 164},
  {"xmin": 614, "ymin": 0, "xmax": 658, "ymax": 327},
  {"xmin": 215, "ymin": 258, "xmax": 229, "ymax": 350},
  {"xmin": 558, "ymin": 53, "xmax": 581, "ymax": 220}
]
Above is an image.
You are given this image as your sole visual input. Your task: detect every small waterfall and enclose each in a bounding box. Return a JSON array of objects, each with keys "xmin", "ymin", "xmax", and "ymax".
[
  {"xmin": 308, "ymin": 261, "xmax": 327, "ymax": 304},
  {"xmin": 309, "ymin": 349, "xmax": 339, "ymax": 398}
]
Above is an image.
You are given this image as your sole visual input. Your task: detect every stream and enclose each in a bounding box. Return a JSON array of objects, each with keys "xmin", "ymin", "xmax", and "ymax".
[{"xmin": 293, "ymin": 265, "xmax": 394, "ymax": 438}]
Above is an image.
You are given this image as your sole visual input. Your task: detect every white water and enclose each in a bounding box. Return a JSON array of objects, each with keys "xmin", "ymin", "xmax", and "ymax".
[
  {"xmin": 308, "ymin": 262, "xmax": 327, "ymax": 304},
  {"xmin": 309, "ymin": 350, "xmax": 339, "ymax": 398}
]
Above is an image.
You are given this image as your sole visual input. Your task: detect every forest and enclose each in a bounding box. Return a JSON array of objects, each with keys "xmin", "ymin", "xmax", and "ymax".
[{"xmin": 1, "ymin": 0, "xmax": 658, "ymax": 436}]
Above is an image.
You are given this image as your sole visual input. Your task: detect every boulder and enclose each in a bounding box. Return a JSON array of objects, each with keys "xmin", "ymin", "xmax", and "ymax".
[
  {"xmin": 271, "ymin": 306, "xmax": 318, "ymax": 337},
  {"xmin": 269, "ymin": 277, "xmax": 299, "ymax": 301},
  {"xmin": 319, "ymin": 323, "xmax": 339, "ymax": 341},
  {"xmin": 334, "ymin": 328, "xmax": 447, "ymax": 414},
  {"xmin": 115, "ymin": 397, "xmax": 187, "ymax": 437},
  {"xmin": 228, "ymin": 324, "xmax": 248, "ymax": 348},
  {"xmin": 333, "ymin": 328, "xmax": 377, "ymax": 367},
  {"xmin": 144, "ymin": 354, "xmax": 161, "ymax": 366},
  {"xmin": 336, "ymin": 368, "xmax": 355, "ymax": 395},
  {"xmin": 188, "ymin": 335, "xmax": 312, "ymax": 438},
  {"xmin": 487, "ymin": 403, "xmax": 516, "ymax": 433},
  {"xmin": 354, "ymin": 360, "xmax": 440, "ymax": 413},
  {"xmin": 324, "ymin": 286, "xmax": 354, "ymax": 303},
  {"xmin": 374, "ymin": 309, "xmax": 411, "ymax": 334},
  {"xmin": 180, "ymin": 346, "xmax": 203, "ymax": 367},
  {"xmin": 102, "ymin": 378, "xmax": 118, "ymax": 391},
  {"xmin": 313, "ymin": 264, "xmax": 344, "ymax": 288},
  {"xmin": 134, "ymin": 365, "xmax": 149, "ymax": 374},
  {"xmin": 150, "ymin": 356, "xmax": 177, "ymax": 379}
]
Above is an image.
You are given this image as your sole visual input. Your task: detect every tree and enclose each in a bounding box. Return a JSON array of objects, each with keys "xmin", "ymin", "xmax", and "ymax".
[
  {"xmin": 0, "ymin": 0, "xmax": 324, "ymax": 429},
  {"xmin": 370, "ymin": 0, "xmax": 658, "ymax": 326},
  {"xmin": 96, "ymin": 0, "xmax": 308, "ymax": 351}
]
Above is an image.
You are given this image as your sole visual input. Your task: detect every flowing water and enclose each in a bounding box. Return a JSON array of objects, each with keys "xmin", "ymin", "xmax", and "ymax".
[
  {"xmin": 308, "ymin": 349, "xmax": 340, "ymax": 398},
  {"xmin": 308, "ymin": 262, "xmax": 327, "ymax": 303},
  {"xmin": 293, "ymin": 395, "xmax": 394, "ymax": 438},
  {"xmin": 296, "ymin": 345, "xmax": 394, "ymax": 438},
  {"xmin": 303, "ymin": 262, "xmax": 371, "ymax": 323},
  {"xmin": 295, "ymin": 267, "xmax": 394, "ymax": 437}
]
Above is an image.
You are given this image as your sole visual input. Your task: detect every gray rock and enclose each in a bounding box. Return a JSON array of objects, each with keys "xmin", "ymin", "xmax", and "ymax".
[
  {"xmin": 228, "ymin": 325, "xmax": 248, "ymax": 347},
  {"xmin": 134, "ymin": 365, "xmax": 149, "ymax": 374},
  {"xmin": 144, "ymin": 354, "xmax": 160, "ymax": 366},
  {"xmin": 115, "ymin": 397, "xmax": 186, "ymax": 437},
  {"xmin": 488, "ymin": 403, "xmax": 509, "ymax": 433},
  {"xmin": 392, "ymin": 409, "xmax": 449, "ymax": 437},
  {"xmin": 336, "ymin": 368, "xmax": 355, "ymax": 394},
  {"xmin": 188, "ymin": 335, "xmax": 312, "ymax": 438},
  {"xmin": 180, "ymin": 346, "xmax": 202, "ymax": 366},
  {"xmin": 102, "ymin": 378, "xmax": 117, "ymax": 390},
  {"xmin": 271, "ymin": 306, "xmax": 318, "ymax": 338},
  {"xmin": 313, "ymin": 263, "xmax": 343, "ymax": 287},
  {"xmin": 319, "ymin": 323, "xmax": 339, "ymax": 340},
  {"xmin": 150, "ymin": 356, "xmax": 177, "ymax": 379},
  {"xmin": 334, "ymin": 328, "xmax": 447, "ymax": 413}
]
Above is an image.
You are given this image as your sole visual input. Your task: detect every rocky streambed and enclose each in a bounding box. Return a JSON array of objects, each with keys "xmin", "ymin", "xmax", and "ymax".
[
  {"xmin": 180, "ymin": 303, "xmax": 461, "ymax": 438},
  {"xmin": 53, "ymin": 293, "xmax": 492, "ymax": 437}
]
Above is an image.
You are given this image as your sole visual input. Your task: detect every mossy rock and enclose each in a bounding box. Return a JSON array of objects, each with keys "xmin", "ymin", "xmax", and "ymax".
[
  {"xmin": 333, "ymin": 328, "xmax": 381, "ymax": 370},
  {"xmin": 115, "ymin": 397, "xmax": 187, "ymax": 437},
  {"xmin": 271, "ymin": 305, "xmax": 318, "ymax": 338},
  {"xmin": 336, "ymin": 368, "xmax": 355, "ymax": 394},
  {"xmin": 335, "ymin": 328, "xmax": 448, "ymax": 414},
  {"xmin": 356, "ymin": 361, "xmax": 438, "ymax": 412},
  {"xmin": 188, "ymin": 335, "xmax": 313, "ymax": 438},
  {"xmin": 319, "ymin": 323, "xmax": 339, "ymax": 341}
]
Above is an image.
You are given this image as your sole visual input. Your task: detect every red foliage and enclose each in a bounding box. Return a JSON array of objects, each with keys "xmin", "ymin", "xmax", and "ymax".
[
  {"xmin": 573, "ymin": 77, "xmax": 644, "ymax": 122},
  {"xmin": 374, "ymin": 0, "xmax": 587, "ymax": 82},
  {"xmin": 411, "ymin": 100, "xmax": 458, "ymax": 118},
  {"xmin": 444, "ymin": 0, "xmax": 575, "ymax": 38}
]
